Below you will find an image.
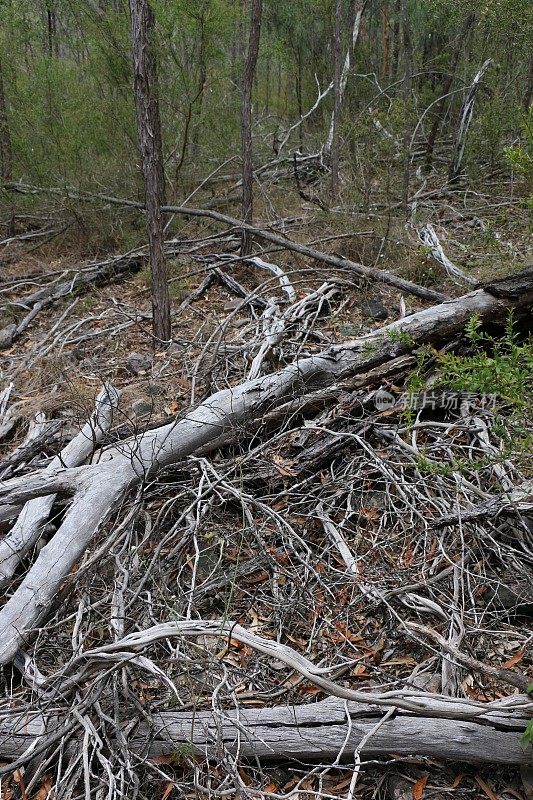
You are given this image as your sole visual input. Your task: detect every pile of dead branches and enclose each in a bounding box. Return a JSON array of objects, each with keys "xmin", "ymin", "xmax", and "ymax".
[{"xmin": 0, "ymin": 223, "xmax": 532, "ymax": 799}]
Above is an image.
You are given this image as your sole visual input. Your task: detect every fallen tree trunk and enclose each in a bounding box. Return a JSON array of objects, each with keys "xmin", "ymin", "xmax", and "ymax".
[
  {"xmin": 0, "ymin": 696, "xmax": 530, "ymax": 766},
  {"xmin": 5, "ymin": 182, "xmax": 449, "ymax": 302},
  {"xmin": 0, "ymin": 384, "xmax": 119, "ymax": 588},
  {"xmin": 0, "ymin": 267, "xmax": 532, "ymax": 665},
  {"xmin": 137, "ymin": 697, "xmax": 533, "ymax": 765},
  {"xmin": 1, "ymin": 621, "xmax": 531, "ymax": 768}
]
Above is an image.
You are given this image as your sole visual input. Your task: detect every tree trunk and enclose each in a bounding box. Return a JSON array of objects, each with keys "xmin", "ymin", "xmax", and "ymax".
[
  {"xmin": 1, "ymin": 695, "xmax": 531, "ymax": 766},
  {"xmin": 190, "ymin": 10, "xmax": 208, "ymax": 163},
  {"xmin": 4, "ymin": 181, "xmax": 451, "ymax": 301},
  {"xmin": 123, "ymin": 697, "xmax": 533, "ymax": 765},
  {"xmin": 0, "ymin": 57, "xmax": 14, "ymax": 236},
  {"xmin": 240, "ymin": 0, "xmax": 262, "ymax": 257},
  {"xmin": 295, "ymin": 47, "xmax": 304, "ymax": 149},
  {"xmin": 425, "ymin": 13, "xmax": 476, "ymax": 171},
  {"xmin": 382, "ymin": 0, "xmax": 390, "ymax": 80},
  {"xmin": 524, "ymin": 55, "xmax": 533, "ymax": 112},
  {"xmin": 0, "ymin": 59, "xmax": 12, "ymax": 184},
  {"xmin": 128, "ymin": 0, "xmax": 171, "ymax": 344},
  {"xmin": 330, "ymin": 0, "xmax": 342, "ymax": 200},
  {"xmin": 45, "ymin": 1, "xmax": 59, "ymax": 57},
  {"xmin": 400, "ymin": 0, "xmax": 412, "ymax": 215},
  {"xmin": 390, "ymin": 0, "xmax": 401, "ymax": 79},
  {"xmin": 325, "ymin": 0, "xmax": 366, "ymax": 158}
]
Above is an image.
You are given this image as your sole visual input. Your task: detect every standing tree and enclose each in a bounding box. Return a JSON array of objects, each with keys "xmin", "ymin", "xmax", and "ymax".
[
  {"xmin": 129, "ymin": 0, "xmax": 171, "ymax": 344},
  {"xmin": 0, "ymin": 57, "xmax": 12, "ymax": 189},
  {"xmin": 241, "ymin": 0, "xmax": 263, "ymax": 257},
  {"xmin": 330, "ymin": 0, "xmax": 342, "ymax": 200},
  {"xmin": 0, "ymin": 55, "xmax": 14, "ymax": 236},
  {"xmin": 400, "ymin": 0, "xmax": 412, "ymax": 215}
]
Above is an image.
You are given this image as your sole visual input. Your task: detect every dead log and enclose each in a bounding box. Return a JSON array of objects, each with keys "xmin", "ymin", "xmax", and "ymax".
[
  {"xmin": 0, "ymin": 384, "xmax": 119, "ymax": 588},
  {"xmin": 5, "ymin": 182, "xmax": 449, "ymax": 302},
  {"xmin": 0, "ymin": 696, "xmax": 530, "ymax": 765},
  {"xmin": 0, "ymin": 620, "xmax": 531, "ymax": 768},
  {"xmin": 0, "ymin": 268, "xmax": 532, "ymax": 665},
  {"xmin": 137, "ymin": 697, "xmax": 533, "ymax": 765}
]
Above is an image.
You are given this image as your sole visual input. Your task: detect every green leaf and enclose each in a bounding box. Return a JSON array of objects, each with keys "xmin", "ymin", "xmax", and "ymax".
[{"xmin": 520, "ymin": 719, "xmax": 533, "ymax": 751}]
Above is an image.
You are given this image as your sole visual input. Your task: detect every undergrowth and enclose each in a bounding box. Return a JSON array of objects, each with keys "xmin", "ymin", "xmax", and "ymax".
[{"xmin": 405, "ymin": 312, "xmax": 533, "ymax": 473}]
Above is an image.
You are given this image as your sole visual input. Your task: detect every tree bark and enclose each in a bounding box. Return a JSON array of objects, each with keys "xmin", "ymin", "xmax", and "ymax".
[
  {"xmin": 133, "ymin": 698, "xmax": 533, "ymax": 764},
  {"xmin": 523, "ymin": 55, "xmax": 533, "ymax": 112},
  {"xmin": 400, "ymin": 0, "xmax": 412, "ymax": 215},
  {"xmin": 391, "ymin": 0, "xmax": 401, "ymax": 79},
  {"xmin": 128, "ymin": 0, "xmax": 171, "ymax": 344},
  {"xmin": 0, "ymin": 267, "xmax": 532, "ymax": 665},
  {"xmin": 330, "ymin": 0, "xmax": 342, "ymax": 200},
  {"xmin": 0, "ymin": 57, "xmax": 15, "ymax": 237},
  {"xmin": 382, "ymin": 0, "xmax": 390, "ymax": 80},
  {"xmin": 241, "ymin": 0, "xmax": 262, "ymax": 256},
  {"xmin": 45, "ymin": 1, "xmax": 59, "ymax": 58},
  {"xmin": 0, "ymin": 58, "xmax": 12, "ymax": 184},
  {"xmin": 0, "ymin": 385, "xmax": 119, "ymax": 588},
  {"xmin": 0, "ymin": 694, "xmax": 531, "ymax": 766}
]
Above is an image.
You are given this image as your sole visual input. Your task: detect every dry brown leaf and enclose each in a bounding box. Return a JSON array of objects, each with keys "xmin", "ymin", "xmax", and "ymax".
[
  {"xmin": 412, "ymin": 774, "xmax": 429, "ymax": 800},
  {"xmin": 238, "ymin": 767, "xmax": 253, "ymax": 787},
  {"xmin": 299, "ymin": 684, "xmax": 323, "ymax": 695},
  {"xmin": 33, "ymin": 775, "xmax": 54, "ymax": 800},
  {"xmin": 283, "ymin": 778, "xmax": 298, "ymax": 791},
  {"xmin": 373, "ymin": 636, "xmax": 386, "ymax": 664},
  {"xmin": 329, "ymin": 775, "xmax": 354, "ymax": 793},
  {"xmin": 13, "ymin": 770, "xmax": 28, "ymax": 800},
  {"xmin": 164, "ymin": 400, "xmax": 180, "ymax": 414},
  {"xmin": 161, "ymin": 781, "xmax": 174, "ymax": 800},
  {"xmin": 174, "ymin": 376, "xmax": 190, "ymax": 391},
  {"xmin": 502, "ymin": 649, "xmax": 525, "ymax": 668},
  {"xmin": 448, "ymin": 773, "xmax": 465, "ymax": 789},
  {"xmin": 242, "ymin": 570, "xmax": 269, "ymax": 585},
  {"xmin": 475, "ymin": 776, "xmax": 498, "ymax": 800},
  {"xmin": 150, "ymin": 755, "xmax": 176, "ymax": 765},
  {"xmin": 272, "ymin": 497, "xmax": 287, "ymax": 511}
]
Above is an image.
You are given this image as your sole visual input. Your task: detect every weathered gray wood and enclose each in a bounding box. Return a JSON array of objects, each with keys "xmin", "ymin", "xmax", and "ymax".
[
  {"xmin": 449, "ymin": 59, "xmax": 493, "ymax": 182},
  {"xmin": 0, "ymin": 698, "xmax": 530, "ymax": 765},
  {"xmin": 140, "ymin": 699, "xmax": 532, "ymax": 764},
  {"xmin": 0, "ymin": 269, "xmax": 532, "ymax": 665},
  {"xmin": 0, "ymin": 385, "xmax": 119, "ymax": 587},
  {"xmin": 0, "ymin": 256, "xmax": 143, "ymax": 350}
]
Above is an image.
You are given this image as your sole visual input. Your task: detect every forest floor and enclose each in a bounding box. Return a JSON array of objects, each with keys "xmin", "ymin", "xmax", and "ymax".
[{"xmin": 0, "ymin": 170, "xmax": 532, "ymax": 799}]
